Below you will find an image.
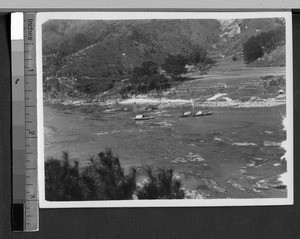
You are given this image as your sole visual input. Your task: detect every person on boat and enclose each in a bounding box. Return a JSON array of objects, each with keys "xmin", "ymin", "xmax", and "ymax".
[{"xmin": 133, "ymin": 102, "xmax": 138, "ymax": 114}]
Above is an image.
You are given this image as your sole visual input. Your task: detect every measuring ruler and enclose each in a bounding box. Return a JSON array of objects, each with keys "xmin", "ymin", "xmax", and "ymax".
[{"xmin": 12, "ymin": 12, "xmax": 39, "ymax": 232}]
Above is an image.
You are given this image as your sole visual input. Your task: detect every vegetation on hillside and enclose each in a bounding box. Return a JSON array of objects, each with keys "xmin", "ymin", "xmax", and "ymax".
[
  {"xmin": 42, "ymin": 18, "xmax": 286, "ymax": 102},
  {"xmin": 115, "ymin": 49, "xmax": 215, "ymax": 97},
  {"xmin": 162, "ymin": 54, "xmax": 187, "ymax": 78},
  {"xmin": 45, "ymin": 148, "xmax": 185, "ymax": 201},
  {"xmin": 127, "ymin": 61, "xmax": 170, "ymax": 95},
  {"xmin": 42, "ymin": 19, "xmax": 220, "ymax": 81},
  {"xmin": 220, "ymin": 18, "xmax": 285, "ymax": 57},
  {"xmin": 44, "ymin": 46, "xmax": 215, "ymax": 100},
  {"xmin": 243, "ymin": 26, "xmax": 285, "ymax": 63}
]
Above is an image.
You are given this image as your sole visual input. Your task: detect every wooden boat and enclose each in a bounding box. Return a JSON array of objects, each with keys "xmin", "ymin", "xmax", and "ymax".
[
  {"xmin": 132, "ymin": 102, "xmax": 154, "ymax": 120},
  {"xmin": 192, "ymin": 111, "xmax": 212, "ymax": 117},
  {"xmin": 180, "ymin": 112, "xmax": 212, "ymax": 117},
  {"xmin": 180, "ymin": 100, "xmax": 212, "ymax": 117},
  {"xmin": 132, "ymin": 114, "xmax": 154, "ymax": 120}
]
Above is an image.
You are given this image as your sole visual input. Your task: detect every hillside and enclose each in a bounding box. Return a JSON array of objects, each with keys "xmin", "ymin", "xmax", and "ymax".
[
  {"xmin": 218, "ymin": 18, "xmax": 285, "ymax": 56},
  {"xmin": 43, "ymin": 19, "xmax": 221, "ymax": 79},
  {"xmin": 42, "ymin": 17, "xmax": 286, "ymax": 103},
  {"xmin": 248, "ymin": 45, "xmax": 285, "ymax": 67},
  {"xmin": 42, "ymin": 20, "xmax": 108, "ymax": 55}
]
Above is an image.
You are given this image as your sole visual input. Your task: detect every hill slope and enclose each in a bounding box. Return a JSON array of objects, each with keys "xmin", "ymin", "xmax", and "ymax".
[
  {"xmin": 43, "ymin": 19, "xmax": 221, "ymax": 79},
  {"xmin": 218, "ymin": 18, "xmax": 285, "ymax": 56},
  {"xmin": 42, "ymin": 17, "xmax": 286, "ymax": 103}
]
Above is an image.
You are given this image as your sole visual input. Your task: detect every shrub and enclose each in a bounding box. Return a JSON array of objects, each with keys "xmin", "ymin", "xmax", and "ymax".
[
  {"xmin": 162, "ymin": 54, "xmax": 187, "ymax": 78},
  {"xmin": 75, "ymin": 78, "xmax": 115, "ymax": 95},
  {"xmin": 243, "ymin": 26, "xmax": 285, "ymax": 63},
  {"xmin": 187, "ymin": 46, "xmax": 208, "ymax": 65},
  {"xmin": 45, "ymin": 149, "xmax": 186, "ymax": 201},
  {"xmin": 137, "ymin": 166, "xmax": 185, "ymax": 199},
  {"xmin": 141, "ymin": 61, "xmax": 159, "ymax": 76},
  {"xmin": 81, "ymin": 148, "xmax": 137, "ymax": 200},
  {"xmin": 129, "ymin": 61, "xmax": 170, "ymax": 94},
  {"xmin": 45, "ymin": 152, "xmax": 83, "ymax": 201},
  {"xmin": 243, "ymin": 36, "xmax": 264, "ymax": 63}
]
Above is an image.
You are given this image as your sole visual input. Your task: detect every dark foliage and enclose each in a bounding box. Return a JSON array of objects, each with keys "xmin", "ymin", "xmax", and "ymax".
[
  {"xmin": 132, "ymin": 60, "xmax": 159, "ymax": 78},
  {"xmin": 45, "ymin": 149, "xmax": 136, "ymax": 201},
  {"xmin": 45, "ymin": 149, "xmax": 185, "ymax": 201},
  {"xmin": 243, "ymin": 26, "xmax": 285, "ymax": 63},
  {"xmin": 81, "ymin": 148, "xmax": 137, "ymax": 200},
  {"xmin": 128, "ymin": 60, "xmax": 170, "ymax": 95},
  {"xmin": 137, "ymin": 166, "xmax": 185, "ymax": 199},
  {"xmin": 162, "ymin": 54, "xmax": 187, "ymax": 78},
  {"xmin": 45, "ymin": 152, "xmax": 83, "ymax": 201},
  {"xmin": 75, "ymin": 78, "xmax": 114, "ymax": 95},
  {"xmin": 243, "ymin": 38, "xmax": 264, "ymax": 63},
  {"xmin": 186, "ymin": 46, "xmax": 208, "ymax": 65}
]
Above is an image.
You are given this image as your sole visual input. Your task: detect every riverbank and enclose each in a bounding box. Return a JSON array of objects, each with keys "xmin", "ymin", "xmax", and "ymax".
[{"xmin": 44, "ymin": 93, "xmax": 286, "ymax": 109}]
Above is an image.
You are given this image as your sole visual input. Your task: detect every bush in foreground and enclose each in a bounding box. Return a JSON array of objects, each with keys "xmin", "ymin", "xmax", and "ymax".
[
  {"xmin": 137, "ymin": 166, "xmax": 185, "ymax": 199},
  {"xmin": 45, "ymin": 149, "xmax": 185, "ymax": 201},
  {"xmin": 81, "ymin": 148, "xmax": 137, "ymax": 200},
  {"xmin": 45, "ymin": 152, "xmax": 83, "ymax": 201}
]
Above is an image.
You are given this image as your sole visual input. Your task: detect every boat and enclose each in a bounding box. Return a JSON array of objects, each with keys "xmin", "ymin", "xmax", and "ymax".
[
  {"xmin": 192, "ymin": 111, "xmax": 213, "ymax": 117},
  {"xmin": 132, "ymin": 114, "xmax": 154, "ymax": 120},
  {"xmin": 179, "ymin": 111, "xmax": 212, "ymax": 117},
  {"xmin": 180, "ymin": 99, "xmax": 212, "ymax": 117},
  {"xmin": 132, "ymin": 103, "xmax": 154, "ymax": 120}
]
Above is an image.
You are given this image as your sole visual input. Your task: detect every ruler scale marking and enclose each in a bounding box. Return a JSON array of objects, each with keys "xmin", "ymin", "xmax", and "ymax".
[
  {"xmin": 12, "ymin": 12, "xmax": 39, "ymax": 232},
  {"xmin": 24, "ymin": 13, "xmax": 39, "ymax": 232}
]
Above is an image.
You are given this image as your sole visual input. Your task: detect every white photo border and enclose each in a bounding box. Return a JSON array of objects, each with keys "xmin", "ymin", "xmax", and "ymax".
[{"xmin": 37, "ymin": 11, "xmax": 293, "ymax": 208}]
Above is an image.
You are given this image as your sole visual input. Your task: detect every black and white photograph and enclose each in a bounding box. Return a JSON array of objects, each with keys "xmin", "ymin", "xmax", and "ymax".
[{"xmin": 37, "ymin": 12, "xmax": 293, "ymax": 207}]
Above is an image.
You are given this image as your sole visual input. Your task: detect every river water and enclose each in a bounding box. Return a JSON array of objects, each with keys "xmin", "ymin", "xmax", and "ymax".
[{"xmin": 44, "ymin": 103, "xmax": 287, "ymax": 199}]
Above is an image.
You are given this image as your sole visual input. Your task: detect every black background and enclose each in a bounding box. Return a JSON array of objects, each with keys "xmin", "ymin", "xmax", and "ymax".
[{"xmin": 1, "ymin": 12, "xmax": 299, "ymax": 239}]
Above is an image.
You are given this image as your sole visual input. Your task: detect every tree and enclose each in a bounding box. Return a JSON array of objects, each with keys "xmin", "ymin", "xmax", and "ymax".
[
  {"xmin": 129, "ymin": 60, "xmax": 169, "ymax": 94},
  {"xmin": 147, "ymin": 74, "xmax": 170, "ymax": 92},
  {"xmin": 162, "ymin": 54, "xmax": 187, "ymax": 78},
  {"xmin": 45, "ymin": 152, "xmax": 83, "ymax": 201},
  {"xmin": 187, "ymin": 46, "xmax": 207, "ymax": 65},
  {"xmin": 45, "ymin": 149, "xmax": 185, "ymax": 201},
  {"xmin": 243, "ymin": 36, "xmax": 263, "ymax": 63},
  {"xmin": 141, "ymin": 60, "xmax": 159, "ymax": 76},
  {"xmin": 137, "ymin": 166, "xmax": 185, "ymax": 199},
  {"xmin": 243, "ymin": 26, "xmax": 285, "ymax": 63},
  {"xmin": 81, "ymin": 148, "xmax": 137, "ymax": 200}
]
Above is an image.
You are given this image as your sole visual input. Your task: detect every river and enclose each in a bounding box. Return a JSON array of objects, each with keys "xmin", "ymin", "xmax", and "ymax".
[{"xmin": 44, "ymin": 103, "xmax": 287, "ymax": 199}]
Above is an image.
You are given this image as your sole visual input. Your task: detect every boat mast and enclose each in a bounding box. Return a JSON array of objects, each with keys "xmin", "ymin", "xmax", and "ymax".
[{"xmin": 190, "ymin": 99, "xmax": 195, "ymax": 113}]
